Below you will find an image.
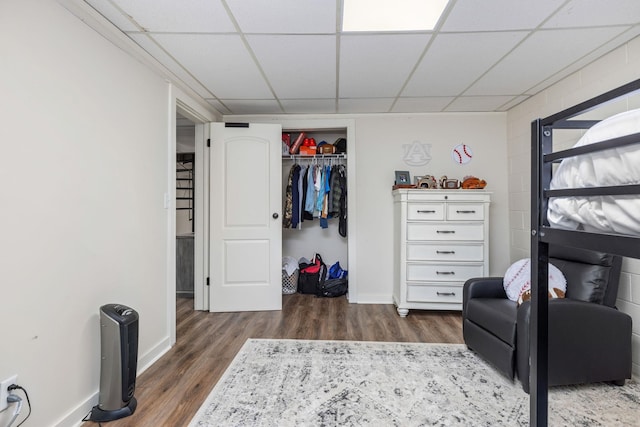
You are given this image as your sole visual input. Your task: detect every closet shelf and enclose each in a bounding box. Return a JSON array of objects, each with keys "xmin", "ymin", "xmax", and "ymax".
[{"xmin": 283, "ymin": 153, "xmax": 346, "ymax": 160}]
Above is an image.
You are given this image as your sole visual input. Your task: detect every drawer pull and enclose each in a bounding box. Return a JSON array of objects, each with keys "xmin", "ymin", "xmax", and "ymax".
[
  {"xmin": 436, "ymin": 250, "xmax": 455, "ymax": 254},
  {"xmin": 436, "ymin": 271, "xmax": 455, "ymax": 275},
  {"xmin": 437, "ymin": 291, "xmax": 456, "ymax": 296},
  {"xmin": 456, "ymin": 210, "xmax": 476, "ymax": 214},
  {"xmin": 436, "ymin": 230, "xmax": 455, "ymax": 234},
  {"xmin": 417, "ymin": 210, "xmax": 436, "ymax": 213}
]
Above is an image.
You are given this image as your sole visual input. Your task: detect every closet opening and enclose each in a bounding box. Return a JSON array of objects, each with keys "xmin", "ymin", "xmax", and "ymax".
[{"xmin": 282, "ymin": 127, "xmax": 349, "ymax": 300}]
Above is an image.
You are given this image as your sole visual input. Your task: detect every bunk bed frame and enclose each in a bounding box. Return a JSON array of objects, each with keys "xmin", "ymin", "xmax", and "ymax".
[{"xmin": 530, "ymin": 77, "xmax": 640, "ymax": 426}]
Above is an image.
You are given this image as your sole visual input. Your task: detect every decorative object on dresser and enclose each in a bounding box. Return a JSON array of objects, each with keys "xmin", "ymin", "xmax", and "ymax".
[
  {"xmin": 394, "ymin": 170, "xmax": 411, "ymax": 185},
  {"xmin": 416, "ymin": 175, "xmax": 438, "ymax": 189},
  {"xmin": 461, "ymin": 175, "xmax": 487, "ymax": 189},
  {"xmin": 439, "ymin": 175, "xmax": 460, "ymax": 189},
  {"xmin": 393, "ymin": 189, "xmax": 490, "ymax": 316}
]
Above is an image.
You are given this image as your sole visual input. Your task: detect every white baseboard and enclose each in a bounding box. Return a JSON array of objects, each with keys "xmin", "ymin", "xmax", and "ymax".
[
  {"xmin": 56, "ymin": 336, "xmax": 172, "ymax": 427},
  {"xmin": 355, "ymin": 293, "xmax": 394, "ymax": 304}
]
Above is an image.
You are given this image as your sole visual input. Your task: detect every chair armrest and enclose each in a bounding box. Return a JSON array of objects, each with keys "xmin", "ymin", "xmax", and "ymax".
[
  {"xmin": 462, "ymin": 277, "xmax": 506, "ymax": 317},
  {"xmin": 517, "ymin": 299, "xmax": 632, "ymax": 391},
  {"xmin": 463, "ymin": 277, "xmax": 506, "ymax": 300}
]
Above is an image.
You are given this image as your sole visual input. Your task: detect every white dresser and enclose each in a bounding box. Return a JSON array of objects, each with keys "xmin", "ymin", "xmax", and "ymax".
[{"xmin": 393, "ymin": 189, "xmax": 491, "ymax": 316}]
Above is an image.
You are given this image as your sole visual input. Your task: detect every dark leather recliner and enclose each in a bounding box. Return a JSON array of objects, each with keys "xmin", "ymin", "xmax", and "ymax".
[{"xmin": 462, "ymin": 246, "xmax": 632, "ymax": 393}]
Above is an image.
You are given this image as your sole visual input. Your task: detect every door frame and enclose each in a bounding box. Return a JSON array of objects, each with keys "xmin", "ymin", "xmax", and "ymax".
[
  {"xmin": 193, "ymin": 116, "xmax": 358, "ymax": 308},
  {"xmin": 176, "ymin": 101, "xmax": 211, "ymax": 312},
  {"xmin": 238, "ymin": 117, "xmax": 358, "ymax": 303}
]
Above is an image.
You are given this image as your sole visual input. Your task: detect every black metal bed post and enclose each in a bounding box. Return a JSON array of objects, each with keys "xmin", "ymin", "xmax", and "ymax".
[{"xmin": 530, "ymin": 119, "xmax": 551, "ymax": 426}]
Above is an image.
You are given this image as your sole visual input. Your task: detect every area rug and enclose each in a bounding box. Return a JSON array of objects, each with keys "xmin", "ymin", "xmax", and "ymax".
[{"xmin": 189, "ymin": 339, "xmax": 639, "ymax": 426}]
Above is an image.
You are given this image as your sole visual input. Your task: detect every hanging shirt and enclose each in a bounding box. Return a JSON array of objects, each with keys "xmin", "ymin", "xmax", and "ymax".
[
  {"xmin": 305, "ymin": 165, "xmax": 316, "ymax": 215},
  {"xmin": 316, "ymin": 165, "xmax": 325, "ymax": 217},
  {"xmin": 320, "ymin": 165, "xmax": 331, "ymax": 229}
]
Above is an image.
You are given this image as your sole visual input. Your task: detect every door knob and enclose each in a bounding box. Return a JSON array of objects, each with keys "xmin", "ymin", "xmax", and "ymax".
[{"xmin": 272, "ymin": 213, "xmax": 279, "ymax": 219}]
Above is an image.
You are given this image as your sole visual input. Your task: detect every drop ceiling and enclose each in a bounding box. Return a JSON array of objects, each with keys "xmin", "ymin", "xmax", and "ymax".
[{"xmin": 83, "ymin": 0, "xmax": 640, "ymax": 115}]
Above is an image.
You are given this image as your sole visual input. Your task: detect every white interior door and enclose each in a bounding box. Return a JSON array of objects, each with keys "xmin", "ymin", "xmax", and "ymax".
[{"xmin": 209, "ymin": 122, "xmax": 282, "ymax": 312}]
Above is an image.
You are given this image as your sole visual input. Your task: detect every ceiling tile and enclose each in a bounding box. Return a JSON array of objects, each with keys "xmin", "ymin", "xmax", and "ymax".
[
  {"xmin": 403, "ymin": 32, "xmax": 526, "ymax": 97},
  {"xmin": 226, "ymin": 0, "xmax": 337, "ymax": 33},
  {"xmin": 247, "ymin": 35, "xmax": 336, "ymax": 98},
  {"xmin": 111, "ymin": 0, "xmax": 235, "ymax": 33},
  {"xmin": 221, "ymin": 100, "xmax": 283, "ymax": 115},
  {"xmin": 543, "ymin": 0, "xmax": 640, "ymax": 28},
  {"xmin": 85, "ymin": 0, "xmax": 139, "ymax": 32},
  {"xmin": 392, "ymin": 97, "xmax": 454, "ymax": 113},
  {"xmin": 151, "ymin": 34, "xmax": 273, "ymax": 99},
  {"xmin": 338, "ymin": 98, "xmax": 395, "ymax": 113},
  {"xmin": 339, "ymin": 34, "xmax": 431, "ymax": 98},
  {"xmin": 465, "ymin": 27, "xmax": 630, "ymax": 96},
  {"xmin": 441, "ymin": 0, "xmax": 565, "ymax": 31},
  {"xmin": 281, "ymin": 99, "xmax": 336, "ymax": 113},
  {"xmin": 445, "ymin": 96, "xmax": 516, "ymax": 111},
  {"xmin": 128, "ymin": 34, "xmax": 214, "ymax": 99}
]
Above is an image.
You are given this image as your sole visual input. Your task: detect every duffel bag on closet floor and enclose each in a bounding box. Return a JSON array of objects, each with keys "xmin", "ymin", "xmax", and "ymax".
[
  {"xmin": 298, "ymin": 253, "xmax": 327, "ymax": 295},
  {"xmin": 320, "ymin": 278, "xmax": 348, "ymax": 298}
]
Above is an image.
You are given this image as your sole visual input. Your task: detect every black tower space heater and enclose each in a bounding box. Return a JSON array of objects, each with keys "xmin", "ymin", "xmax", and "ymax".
[{"xmin": 89, "ymin": 304, "xmax": 139, "ymax": 422}]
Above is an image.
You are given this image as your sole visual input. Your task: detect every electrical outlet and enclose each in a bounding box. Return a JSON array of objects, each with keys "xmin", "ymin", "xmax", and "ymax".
[{"xmin": 0, "ymin": 375, "xmax": 18, "ymax": 412}]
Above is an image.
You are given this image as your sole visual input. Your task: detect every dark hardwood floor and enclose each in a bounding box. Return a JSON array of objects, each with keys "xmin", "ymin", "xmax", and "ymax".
[{"xmin": 84, "ymin": 294, "xmax": 463, "ymax": 427}]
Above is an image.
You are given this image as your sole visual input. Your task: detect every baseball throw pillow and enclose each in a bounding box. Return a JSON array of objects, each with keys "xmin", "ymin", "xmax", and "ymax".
[{"xmin": 503, "ymin": 258, "xmax": 567, "ymax": 305}]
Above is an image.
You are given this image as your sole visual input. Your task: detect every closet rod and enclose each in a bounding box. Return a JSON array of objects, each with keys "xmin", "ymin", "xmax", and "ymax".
[{"xmin": 284, "ymin": 154, "xmax": 346, "ymax": 160}]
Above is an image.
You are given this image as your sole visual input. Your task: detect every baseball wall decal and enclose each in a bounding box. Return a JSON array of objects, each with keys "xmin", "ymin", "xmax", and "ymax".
[{"xmin": 452, "ymin": 144, "xmax": 473, "ymax": 164}]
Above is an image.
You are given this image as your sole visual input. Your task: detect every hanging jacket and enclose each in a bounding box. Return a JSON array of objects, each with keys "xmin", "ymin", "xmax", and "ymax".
[
  {"xmin": 291, "ymin": 165, "xmax": 301, "ymax": 229},
  {"xmin": 301, "ymin": 166, "xmax": 313, "ymax": 221},
  {"xmin": 305, "ymin": 165, "xmax": 316, "ymax": 215},
  {"xmin": 283, "ymin": 165, "xmax": 295, "ymax": 228},
  {"xmin": 337, "ymin": 165, "xmax": 347, "ymax": 237}
]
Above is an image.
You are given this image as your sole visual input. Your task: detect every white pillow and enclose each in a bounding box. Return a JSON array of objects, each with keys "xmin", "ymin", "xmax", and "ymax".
[{"xmin": 503, "ymin": 258, "xmax": 567, "ymax": 303}]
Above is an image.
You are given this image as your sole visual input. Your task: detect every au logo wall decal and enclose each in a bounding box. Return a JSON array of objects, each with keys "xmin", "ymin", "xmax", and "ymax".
[
  {"xmin": 402, "ymin": 141, "xmax": 432, "ymax": 166},
  {"xmin": 452, "ymin": 143, "xmax": 473, "ymax": 164}
]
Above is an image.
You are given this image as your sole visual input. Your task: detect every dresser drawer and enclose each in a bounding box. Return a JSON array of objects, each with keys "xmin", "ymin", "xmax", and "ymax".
[
  {"xmin": 407, "ymin": 223, "xmax": 484, "ymax": 241},
  {"xmin": 407, "ymin": 243, "xmax": 484, "ymax": 262},
  {"xmin": 406, "ymin": 263, "xmax": 484, "ymax": 281},
  {"xmin": 446, "ymin": 203, "xmax": 485, "ymax": 221},
  {"xmin": 407, "ymin": 203, "xmax": 445, "ymax": 221},
  {"xmin": 406, "ymin": 284, "xmax": 463, "ymax": 303}
]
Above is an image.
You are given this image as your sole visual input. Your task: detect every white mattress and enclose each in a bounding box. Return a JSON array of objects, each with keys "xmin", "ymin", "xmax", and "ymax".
[{"xmin": 547, "ymin": 108, "xmax": 640, "ymax": 235}]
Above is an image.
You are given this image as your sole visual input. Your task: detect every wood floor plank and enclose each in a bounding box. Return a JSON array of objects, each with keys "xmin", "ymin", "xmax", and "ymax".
[{"xmin": 82, "ymin": 294, "xmax": 462, "ymax": 427}]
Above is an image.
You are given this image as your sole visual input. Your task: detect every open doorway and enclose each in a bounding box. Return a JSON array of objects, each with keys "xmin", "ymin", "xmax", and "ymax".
[
  {"xmin": 174, "ymin": 104, "xmax": 210, "ymax": 313},
  {"xmin": 176, "ymin": 112, "xmax": 196, "ymax": 300}
]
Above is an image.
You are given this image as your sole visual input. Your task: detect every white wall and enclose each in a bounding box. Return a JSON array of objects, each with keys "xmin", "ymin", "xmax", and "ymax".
[
  {"xmin": 227, "ymin": 113, "xmax": 511, "ymax": 303},
  {"xmin": 0, "ymin": 0, "xmax": 177, "ymax": 425},
  {"xmin": 506, "ymin": 35, "xmax": 640, "ymax": 375}
]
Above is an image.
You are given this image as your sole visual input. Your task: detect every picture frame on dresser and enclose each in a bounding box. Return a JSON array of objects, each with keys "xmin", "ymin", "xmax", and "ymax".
[{"xmin": 394, "ymin": 170, "xmax": 410, "ymax": 185}]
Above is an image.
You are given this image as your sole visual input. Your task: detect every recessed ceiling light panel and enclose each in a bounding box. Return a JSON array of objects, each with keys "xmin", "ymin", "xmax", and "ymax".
[{"xmin": 342, "ymin": 0, "xmax": 450, "ymax": 32}]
